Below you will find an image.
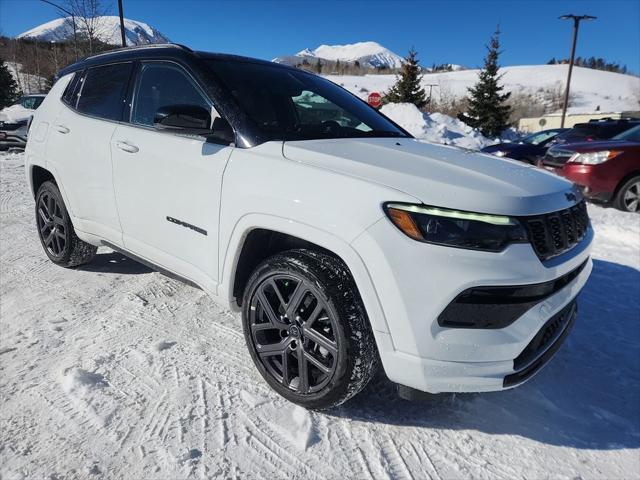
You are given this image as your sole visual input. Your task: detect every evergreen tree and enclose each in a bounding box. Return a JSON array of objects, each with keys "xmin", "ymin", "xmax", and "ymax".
[
  {"xmin": 0, "ymin": 59, "xmax": 20, "ymax": 109},
  {"xmin": 458, "ymin": 28, "xmax": 512, "ymax": 137},
  {"xmin": 315, "ymin": 58, "xmax": 323, "ymax": 74},
  {"xmin": 383, "ymin": 48, "xmax": 427, "ymax": 108}
]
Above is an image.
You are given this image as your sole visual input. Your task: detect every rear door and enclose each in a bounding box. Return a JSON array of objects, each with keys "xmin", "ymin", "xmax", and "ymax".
[
  {"xmin": 111, "ymin": 60, "xmax": 233, "ymax": 291},
  {"xmin": 47, "ymin": 62, "xmax": 133, "ymax": 244}
]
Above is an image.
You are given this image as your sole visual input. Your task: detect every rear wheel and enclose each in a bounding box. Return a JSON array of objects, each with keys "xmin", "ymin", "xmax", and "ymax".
[
  {"xmin": 35, "ymin": 181, "xmax": 97, "ymax": 267},
  {"xmin": 241, "ymin": 249, "xmax": 378, "ymax": 409},
  {"xmin": 614, "ymin": 176, "xmax": 640, "ymax": 213}
]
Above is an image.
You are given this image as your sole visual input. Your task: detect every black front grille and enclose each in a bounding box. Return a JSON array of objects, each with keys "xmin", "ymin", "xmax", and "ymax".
[
  {"xmin": 522, "ymin": 201, "xmax": 589, "ymax": 261},
  {"xmin": 437, "ymin": 260, "xmax": 587, "ymax": 329},
  {"xmin": 0, "ymin": 122, "xmax": 25, "ymax": 131}
]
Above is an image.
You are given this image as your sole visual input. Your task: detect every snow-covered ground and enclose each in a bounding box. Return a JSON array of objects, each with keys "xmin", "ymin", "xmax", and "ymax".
[
  {"xmin": 328, "ymin": 64, "xmax": 640, "ymax": 115},
  {"xmin": 1, "ymin": 150, "xmax": 639, "ymax": 479}
]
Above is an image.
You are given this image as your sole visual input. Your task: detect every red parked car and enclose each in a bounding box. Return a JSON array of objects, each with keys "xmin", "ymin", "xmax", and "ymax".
[{"xmin": 540, "ymin": 125, "xmax": 640, "ymax": 213}]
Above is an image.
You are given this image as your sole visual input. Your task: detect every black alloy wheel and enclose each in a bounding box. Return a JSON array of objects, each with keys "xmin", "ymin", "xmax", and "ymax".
[
  {"xmin": 242, "ymin": 250, "xmax": 378, "ymax": 409},
  {"xmin": 35, "ymin": 181, "xmax": 97, "ymax": 267},
  {"xmin": 249, "ymin": 274, "xmax": 339, "ymax": 394},
  {"xmin": 37, "ymin": 190, "xmax": 68, "ymax": 258}
]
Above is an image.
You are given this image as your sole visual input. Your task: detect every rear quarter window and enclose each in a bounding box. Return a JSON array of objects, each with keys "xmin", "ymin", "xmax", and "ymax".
[
  {"xmin": 76, "ymin": 62, "xmax": 133, "ymax": 121},
  {"xmin": 62, "ymin": 73, "xmax": 81, "ymax": 107}
]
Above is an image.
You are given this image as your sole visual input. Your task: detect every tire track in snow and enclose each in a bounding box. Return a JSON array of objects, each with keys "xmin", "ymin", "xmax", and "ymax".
[{"xmin": 240, "ymin": 411, "xmax": 333, "ymax": 480}]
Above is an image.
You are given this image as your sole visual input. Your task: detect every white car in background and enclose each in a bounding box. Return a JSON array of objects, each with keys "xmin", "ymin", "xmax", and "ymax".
[
  {"xmin": 0, "ymin": 94, "xmax": 46, "ymax": 150},
  {"xmin": 25, "ymin": 44, "xmax": 592, "ymax": 409}
]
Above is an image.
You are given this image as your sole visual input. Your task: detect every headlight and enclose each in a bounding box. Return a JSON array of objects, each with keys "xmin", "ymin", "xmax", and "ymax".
[
  {"xmin": 569, "ymin": 150, "xmax": 622, "ymax": 165},
  {"xmin": 493, "ymin": 150, "xmax": 507, "ymax": 157},
  {"xmin": 384, "ymin": 203, "xmax": 528, "ymax": 252}
]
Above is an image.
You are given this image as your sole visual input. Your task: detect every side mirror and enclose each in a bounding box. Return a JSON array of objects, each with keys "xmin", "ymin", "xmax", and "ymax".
[
  {"xmin": 153, "ymin": 104, "xmax": 234, "ymax": 144},
  {"xmin": 154, "ymin": 104, "xmax": 212, "ymax": 133}
]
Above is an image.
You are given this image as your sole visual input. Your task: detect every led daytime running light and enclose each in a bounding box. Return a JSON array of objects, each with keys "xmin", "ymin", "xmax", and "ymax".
[{"xmin": 387, "ymin": 204, "xmax": 517, "ymax": 226}]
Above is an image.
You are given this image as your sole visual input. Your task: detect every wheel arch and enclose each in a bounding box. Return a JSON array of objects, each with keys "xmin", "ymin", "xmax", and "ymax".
[
  {"xmin": 614, "ymin": 170, "xmax": 640, "ymax": 198},
  {"xmin": 220, "ymin": 214, "xmax": 390, "ymax": 336},
  {"xmin": 30, "ymin": 164, "xmax": 56, "ymax": 198}
]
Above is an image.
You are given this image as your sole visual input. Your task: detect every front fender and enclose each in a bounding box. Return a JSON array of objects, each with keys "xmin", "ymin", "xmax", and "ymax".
[{"xmin": 219, "ymin": 212, "xmax": 391, "ymax": 336}]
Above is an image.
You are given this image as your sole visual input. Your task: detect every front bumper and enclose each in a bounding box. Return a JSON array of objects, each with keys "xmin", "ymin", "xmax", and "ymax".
[{"xmin": 353, "ymin": 214, "xmax": 593, "ymax": 393}]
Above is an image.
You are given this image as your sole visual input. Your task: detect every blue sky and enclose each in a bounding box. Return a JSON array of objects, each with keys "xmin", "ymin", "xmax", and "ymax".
[{"xmin": 1, "ymin": 0, "xmax": 638, "ymax": 72}]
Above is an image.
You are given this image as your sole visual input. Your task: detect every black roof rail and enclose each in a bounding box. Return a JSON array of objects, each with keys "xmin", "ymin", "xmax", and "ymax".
[
  {"xmin": 586, "ymin": 117, "xmax": 640, "ymax": 123},
  {"xmin": 84, "ymin": 43, "xmax": 192, "ymax": 61}
]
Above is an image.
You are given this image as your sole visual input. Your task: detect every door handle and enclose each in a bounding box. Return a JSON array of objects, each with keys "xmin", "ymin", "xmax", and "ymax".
[
  {"xmin": 115, "ymin": 141, "xmax": 139, "ymax": 153},
  {"xmin": 54, "ymin": 124, "xmax": 70, "ymax": 134}
]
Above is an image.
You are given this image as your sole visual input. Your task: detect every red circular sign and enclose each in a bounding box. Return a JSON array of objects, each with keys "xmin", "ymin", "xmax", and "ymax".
[{"xmin": 368, "ymin": 92, "xmax": 382, "ymax": 108}]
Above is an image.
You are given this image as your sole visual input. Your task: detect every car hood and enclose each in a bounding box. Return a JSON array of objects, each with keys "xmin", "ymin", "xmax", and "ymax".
[
  {"xmin": 550, "ymin": 139, "xmax": 638, "ymax": 152},
  {"xmin": 283, "ymin": 138, "xmax": 579, "ymax": 216},
  {"xmin": 481, "ymin": 142, "xmax": 527, "ymax": 153}
]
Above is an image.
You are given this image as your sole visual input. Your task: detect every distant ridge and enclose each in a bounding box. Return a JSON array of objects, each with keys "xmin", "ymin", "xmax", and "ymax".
[{"xmin": 17, "ymin": 16, "xmax": 170, "ymax": 46}]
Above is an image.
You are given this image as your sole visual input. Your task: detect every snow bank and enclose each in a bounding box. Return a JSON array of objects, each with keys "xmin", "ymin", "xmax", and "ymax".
[
  {"xmin": 0, "ymin": 104, "xmax": 33, "ymax": 123},
  {"xmin": 381, "ymin": 102, "xmax": 494, "ymax": 149}
]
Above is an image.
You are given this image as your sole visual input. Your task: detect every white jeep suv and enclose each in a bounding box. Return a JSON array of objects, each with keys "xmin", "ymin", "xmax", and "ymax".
[{"xmin": 25, "ymin": 45, "xmax": 593, "ymax": 409}]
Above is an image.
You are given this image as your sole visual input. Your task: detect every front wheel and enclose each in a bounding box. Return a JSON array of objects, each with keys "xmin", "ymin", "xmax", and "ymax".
[
  {"xmin": 241, "ymin": 249, "xmax": 378, "ymax": 409},
  {"xmin": 35, "ymin": 181, "xmax": 97, "ymax": 267},
  {"xmin": 614, "ymin": 176, "xmax": 640, "ymax": 213}
]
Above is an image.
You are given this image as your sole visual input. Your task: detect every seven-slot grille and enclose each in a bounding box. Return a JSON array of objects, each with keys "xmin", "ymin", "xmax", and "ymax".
[{"xmin": 522, "ymin": 201, "xmax": 589, "ymax": 260}]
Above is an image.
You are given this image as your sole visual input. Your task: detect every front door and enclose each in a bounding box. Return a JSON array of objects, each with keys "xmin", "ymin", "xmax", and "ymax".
[{"xmin": 111, "ymin": 61, "xmax": 233, "ymax": 291}]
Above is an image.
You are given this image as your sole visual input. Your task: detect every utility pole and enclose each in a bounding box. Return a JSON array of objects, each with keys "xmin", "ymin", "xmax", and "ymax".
[
  {"xmin": 425, "ymin": 84, "xmax": 439, "ymax": 106},
  {"xmin": 118, "ymin": 0, "xmax": 127, "ymax": 47},
  {"xmin": 39, "ymin": 0, "xmax": 79, "ymax": 60},
  {"xmin": 559, "ymin": 14, "xmax": 596, "ymax": 128}
]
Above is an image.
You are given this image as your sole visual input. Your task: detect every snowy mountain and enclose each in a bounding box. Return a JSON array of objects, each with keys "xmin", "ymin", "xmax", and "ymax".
[
  {"xmin": 17, "ymin": 16, "xmax": 170, "ymax": 46},
  {"xmin": 275, "ymin": 41, "xmax": 404, "ymax": 69}
]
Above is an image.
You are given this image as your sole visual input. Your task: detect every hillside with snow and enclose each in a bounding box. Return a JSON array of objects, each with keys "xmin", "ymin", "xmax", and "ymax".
[
  {"xmin": 327, "ymin": 64, "xmax": 640, "ymax": 115},
  {"xmin": 275, "ymin": 41, "xmax": 404, "ymax": 69},
  {"xmin": 17, "ymin": 16, "xmax": 170, "ymax": 46}
]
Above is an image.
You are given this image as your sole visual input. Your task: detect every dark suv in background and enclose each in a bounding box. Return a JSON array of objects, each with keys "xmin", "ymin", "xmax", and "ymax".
[
  {"xmin": 481, "ymin": 128, "xmax": 567, "ymax": 163},
  {"xmin": 548, "ymin": 118, "xmax": 640, "ymax": 147}
]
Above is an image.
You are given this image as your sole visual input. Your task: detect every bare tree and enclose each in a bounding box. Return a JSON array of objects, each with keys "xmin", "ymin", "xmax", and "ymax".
[{"xmin": 63, "ymin": 0, "xmax": 110, "ymax": 55}]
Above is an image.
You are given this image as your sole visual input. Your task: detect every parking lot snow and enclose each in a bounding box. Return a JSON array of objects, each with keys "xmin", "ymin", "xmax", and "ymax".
[{"xmin": 1, "ymin": 151, "xmax": 638, "ymax": 479}]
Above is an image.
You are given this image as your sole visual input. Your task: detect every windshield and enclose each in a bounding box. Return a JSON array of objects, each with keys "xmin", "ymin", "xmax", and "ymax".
[
  {"xmin": 204, "ymin": 60, "xmax": 409, "ymax": 141},
  {"xmin": 521, "ymin": 130, "xmax": 561, "ymax": 145},
  {"xmin": 613, "ymin": 125, "xmax": 640, "ymax": 142}
]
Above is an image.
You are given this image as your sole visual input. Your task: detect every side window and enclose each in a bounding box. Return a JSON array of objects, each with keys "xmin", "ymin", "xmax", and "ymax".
[
  {"xmin": 132, "ymin": 62, "xmax": 211, "ymax": 127},
  {"xmin": 62, "ymin": 73, "xmax": 81, "ymax": 107},
  {"xmin": 76, "ymin": 63, "xmax": 133, "ymax": 121},
  {"xmin": 22, "ymin": 97, "xmax": 36, "ymax": 109}
]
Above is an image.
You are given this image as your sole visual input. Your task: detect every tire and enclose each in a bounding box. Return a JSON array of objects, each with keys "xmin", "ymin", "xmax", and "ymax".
[
  {"xmin": 613, "ymin": 176, "xmax": 640, "ymax": 213},
  {"xmin": 35, "ymin": 181, "xmax": 97, "ymax": 267},
  {"xmin": 241, "ymin": 249, "xmax": 378, "ymax": 410}
]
